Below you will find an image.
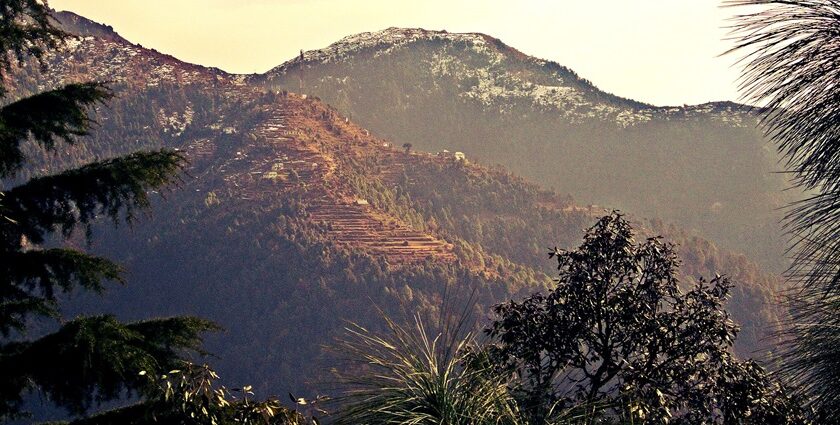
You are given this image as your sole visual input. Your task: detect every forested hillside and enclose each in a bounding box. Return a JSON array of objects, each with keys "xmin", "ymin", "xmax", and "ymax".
[
  {"xmin": 2, "ymin": 12, "xmax": 787, "ymax": 399},
  {"xmin": 258, "ymin": 28, "xmax": 796, "ymax": 272}
]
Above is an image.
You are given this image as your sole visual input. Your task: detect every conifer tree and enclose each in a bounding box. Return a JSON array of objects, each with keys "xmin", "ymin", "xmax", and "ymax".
[
  {"xmin": 0, "ymin": 1, "xmax": 216, "ymax": 420},
  {"xmin": 726, "ymin": 1, "xmax": 840, "ymax": 419}
]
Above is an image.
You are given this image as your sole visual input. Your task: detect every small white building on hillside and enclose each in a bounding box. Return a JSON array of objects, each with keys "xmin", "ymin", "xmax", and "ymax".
[{"xmin": 437, "ymin": 149, "xmax": 467, "ymax": 162}]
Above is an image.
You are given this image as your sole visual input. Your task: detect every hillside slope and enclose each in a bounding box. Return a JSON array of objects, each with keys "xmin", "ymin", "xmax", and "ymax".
[
  {"xmin": 4, "ymin": 13, "xmax": 787, "ymax": 402},
  {"xmin": 257, "ymin": 27, "xmax": 795, "ymax": 272}
]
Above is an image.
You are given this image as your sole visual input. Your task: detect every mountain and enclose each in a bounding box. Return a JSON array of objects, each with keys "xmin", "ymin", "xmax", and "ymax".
[
  {"xmin": 5, "ymin": 12, "xmax": 787, "ymax": 408},
  {"xmin": 256, "ymin": 27, "xmax": 795, "ymax": 273}
]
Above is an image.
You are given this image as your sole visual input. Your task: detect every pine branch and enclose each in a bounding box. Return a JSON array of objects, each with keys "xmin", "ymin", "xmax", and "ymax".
[
  {"xmin": 726, "ymin": 3, "xmax": 840, "ymax": 417},
  {"xmin": 1, "ymin": 149, "xmax": 186, "ymax": 247},
  {"xmin": 0, "ymin": 2, "xmax": 213, "ymax": 422},
  {"xmin": 126, "ymin": 317, "xmax": 222, "ymax": 358},
  {"xmin": 2, "ymin": 248, "xmax": 123, "ymax": 296},
  {"xmin": 0, "ymin": 82, "xmax": 113, "ymax": 176},
  {"xmin": 0, "ymin": 248, "xmax": 124, "ymax": 335},
  {"xmin": 0, "ymin": 297, "xmax": 55, "ymax": 337},
  {"xmin": 0, "ymin": 315, "xmax": 218, "ymax": 419}
]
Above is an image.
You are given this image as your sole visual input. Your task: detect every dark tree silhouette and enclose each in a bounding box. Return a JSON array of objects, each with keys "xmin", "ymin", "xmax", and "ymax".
[
  {"xmin": 487, "ymin": 213, "xmax": 806, "ymax": 424},
  {"xmin": 726, "ymin": 1, "xmax": 840, "ymax": 419},
  {"xmin": 0, "ymin": 1, "xmax": 215, "ymax": 420}
]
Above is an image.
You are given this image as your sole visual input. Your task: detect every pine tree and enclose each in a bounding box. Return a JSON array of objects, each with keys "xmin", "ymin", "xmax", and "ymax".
[
  {"xmin": 726, "ymin": 1, "xmax": 840, "ymax": 419},
  {"xmin": 0, "ymin": 1, "xmax": 216, "ymax": 420}
]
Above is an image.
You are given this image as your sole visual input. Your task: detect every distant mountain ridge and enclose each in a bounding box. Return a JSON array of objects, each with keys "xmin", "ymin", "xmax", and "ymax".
[
  {"xmin": 6, "ymin": 11, "xmax": 789, "ymax": 412},
  {"xmin": 256, "ymin": 25, "xmax": 793, "ymax": 272},
  {"xmin": 264, "ymin": 27, "xmax": 753, "ymax": 122}
]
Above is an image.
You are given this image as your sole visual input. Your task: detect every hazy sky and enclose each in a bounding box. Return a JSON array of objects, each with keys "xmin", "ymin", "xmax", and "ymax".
[{"xmin": 49, "ymin": 0, "xmax": 746, "ymax": 106}]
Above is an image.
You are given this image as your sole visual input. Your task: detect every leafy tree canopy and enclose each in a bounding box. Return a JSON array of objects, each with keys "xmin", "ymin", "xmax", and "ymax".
[{"xmin": 486, "ymin": 212, "xmax": 808, "ymax": 424}]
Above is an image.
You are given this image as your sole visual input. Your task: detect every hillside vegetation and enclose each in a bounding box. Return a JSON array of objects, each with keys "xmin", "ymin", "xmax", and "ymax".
[
  {"xmin": 258, "ymin": 27, "xmax": 796, "ymax": 273},
  {"xmin": 1, "ymin": 13, "xmax": 788, "ymax": 399}
]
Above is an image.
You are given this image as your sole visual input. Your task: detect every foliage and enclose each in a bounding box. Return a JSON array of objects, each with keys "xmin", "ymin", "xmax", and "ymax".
[
  {"xmin": 65, "ymin": 98, "xmax": 786, "ymax": 400},
  {"xmin": 0, "ymin": 0, "xmax": 212, "ymax": 421},
  {"xmin": 0, "ymin": 10, "xmax": 796, "ymax": 415},
  {"xmin": 726, "ymin": 0, "xmax": 840, "ymax": 292},
  {"xmin": 486, "ymin": 213, "xmax": 807, "ymax": 424},
  {"xmin": 333, "ymin": 314, "xmax": 537, "ymax": 425},
  {"xmin": 4, "ymin": 149, "xmax": 186, "ymax": 241},
  {"xmin": 139, "ymin": 363, "xmax": 312, "ymax": 425},
  {"xmin": 0, "ymin": 316, "xmax": 217, "ymax": 417},
  {"xmin": 333, "ymin": 139, "xmax": 785, "ymax": 356},
  {"xmin": 776, "ymin": 291, "xmax": 840, "ymax": 423},
  {"xmin": 47, "ymin": 363, "xmax": 313, "ymax": 425},
  {"xmin": 0, "ymin": 82, "xmax": 113, "ymax": 175},
  {"xmin": 726, "ymin": 0, "xmax": 840, "ymax": 418},
  {"xmin": 331, "ymin": 309, "xmax": 634, "ymax": 425}
]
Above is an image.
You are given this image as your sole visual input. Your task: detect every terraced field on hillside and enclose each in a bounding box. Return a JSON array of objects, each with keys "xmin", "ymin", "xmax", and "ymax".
[{"xmin": 194, "ymin": 93, "xmax": 457, "ymax": 265}]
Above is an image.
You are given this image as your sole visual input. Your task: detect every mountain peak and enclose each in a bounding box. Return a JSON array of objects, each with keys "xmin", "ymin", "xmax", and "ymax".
[
  {"xmin": 285, "ymin": 27, "xmax": 501, "ymax": 67},
  {"xmin": 266, "ymin": 26, "xmax": 755, "ymax": 127}
]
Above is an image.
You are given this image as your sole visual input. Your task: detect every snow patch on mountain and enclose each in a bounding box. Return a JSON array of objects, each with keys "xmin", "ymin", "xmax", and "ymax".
[
  {"xmin": 278, "ymin": 28, "xmax": 669, "ymax": 126},
  {"xmin": 296, "ymin": 27, "xmax": 496, "ymax": 65},
  {"xmin": 419, "ymin": 41, "xmax": 652, "ymax": 125},
  {"xmin": 275, "ymin": 27, "xmax": 754, "ymax": 127},
  {"xmin": 159, "ymin": 105, "xmax": 194, "ymax": 137},
  {"xmin": 62, "ymin": 35, "xmax": 91, "ymax": 52}
]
